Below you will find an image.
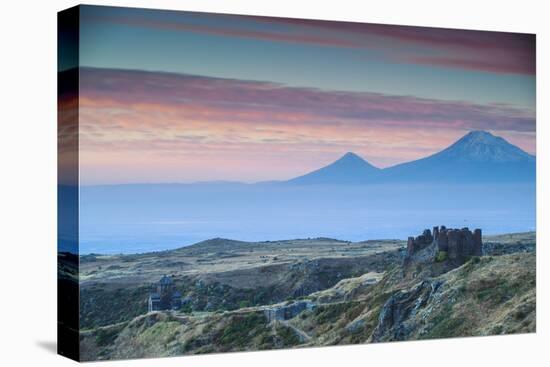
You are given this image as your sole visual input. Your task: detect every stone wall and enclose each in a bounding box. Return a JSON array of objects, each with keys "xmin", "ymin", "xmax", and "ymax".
[{"xmin": 406, "ymin": 229, "xmax": 434, "ymax": 255}]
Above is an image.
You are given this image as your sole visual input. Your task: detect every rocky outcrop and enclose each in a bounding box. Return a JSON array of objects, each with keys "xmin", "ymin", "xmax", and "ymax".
[{"xmin": 371, "ymin": 280, "xmax": 443, "ymax": 342}]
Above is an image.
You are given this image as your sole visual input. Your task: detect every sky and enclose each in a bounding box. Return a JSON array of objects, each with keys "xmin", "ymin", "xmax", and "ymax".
[{"xmin": 75, "ymin": 5, "xmax": 536, "ymax": 184}]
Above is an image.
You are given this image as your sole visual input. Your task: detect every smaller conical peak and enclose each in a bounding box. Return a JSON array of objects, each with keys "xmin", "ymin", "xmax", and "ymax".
[
  {"xmin": 341, "ymin": 152, "xmax": 362, "ymax": 160},
  {"xmin": 334, "ymin": 152, "xmax": 371, "ymax": 165},
  {"xmin": 332, "ymin": 152, "xmax": 379, "ymax": 170}
]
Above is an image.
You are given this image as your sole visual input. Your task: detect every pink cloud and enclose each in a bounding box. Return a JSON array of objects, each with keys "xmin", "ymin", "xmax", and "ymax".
[
  {"xmin": 74, "ymin": 67, "xmax": 535, "ymax": 184},
  {"xmin": 79, "ymin": 68, "xmax": 535, "ymax": 133}
]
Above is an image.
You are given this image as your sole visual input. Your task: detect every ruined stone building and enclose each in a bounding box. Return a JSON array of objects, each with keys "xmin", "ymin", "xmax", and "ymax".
[
  {"xmin": 406, "ymin": 225, "xmax": 482, "ymax": 266},
  {"xmin": 148, "ymin": 275, "xmax": 182, "ymax": 312}
]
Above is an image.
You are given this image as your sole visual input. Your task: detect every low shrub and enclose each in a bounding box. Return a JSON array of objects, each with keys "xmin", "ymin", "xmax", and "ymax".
[
  {"xmin": 219, "ymin": 313, "xmax": 266, "ymax": 346},
  {"xmin": 435, "ymin": 251, "xmax": 448, "ymax": 263},
  {"xmin": 95, "ymin": 327, "xmax": 119, "ymax": 346},
  {"xmin": 276, "ymin": 325, "xmax": 300, "ymax": 346}
]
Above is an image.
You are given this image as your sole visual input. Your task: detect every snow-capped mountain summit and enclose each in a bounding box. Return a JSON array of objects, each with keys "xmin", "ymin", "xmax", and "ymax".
[{"xmin": 432, "ymin": 130, "xmax": 534, "ymax": 163}]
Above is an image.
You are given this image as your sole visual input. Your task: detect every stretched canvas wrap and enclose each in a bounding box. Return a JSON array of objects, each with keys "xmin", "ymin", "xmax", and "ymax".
[{"xmin": 58, "ymin": 5, "xmax": 536, "ymax": 362}]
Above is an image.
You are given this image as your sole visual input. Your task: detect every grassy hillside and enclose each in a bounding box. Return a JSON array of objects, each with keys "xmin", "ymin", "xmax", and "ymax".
[
  {"xmin": 80, "ymin": 238, "xmax": 403, "ymax": 329},
  {"xmin": 79, "ymin": 232, "xmax": 535, "ymax": 361}
]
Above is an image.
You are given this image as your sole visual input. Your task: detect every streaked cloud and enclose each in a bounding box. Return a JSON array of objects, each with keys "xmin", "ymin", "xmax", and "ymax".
[
  {"xmin": 83, "ymin": 10, "xmax": 535, "ymax": 75},
  {"xmin": 229, "ymin": 16, "xmax": 536, "ymax": 75},
  {"xmin": 80, "ymin": 67, "xmax": 534, "ymax": 132}
]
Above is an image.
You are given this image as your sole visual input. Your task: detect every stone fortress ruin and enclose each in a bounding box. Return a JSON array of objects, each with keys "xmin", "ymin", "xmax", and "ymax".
[{"xmin": 405, "ymin": 226, "xmax": 483, "ymax": 268}]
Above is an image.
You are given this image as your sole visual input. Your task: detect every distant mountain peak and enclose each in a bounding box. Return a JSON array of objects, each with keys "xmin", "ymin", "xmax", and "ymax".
[
  {"xmin": 464, "ymin": 130, "xmax": 495, "ymax": 138},
  {"xmin": 337, "ymin": 151, "xmax": 368, "ymax": 163},
  {"xmin": 287, "ymin": 131, "xmax": 534, "ymax": 184},
  {"xmin": 342, "ymin": 151, "xmax": 361, "ymax": 158},
  {"xmin": 462, "ymin": 130, "xmax": 502, "ymax": 142},
  {"xmin": 323, "ymin": 152, "xmax": 379, "ymax": 171},
  {"xmin": 457, "ymin": 130, "xmax": 502, "ymax": 145},
  {"xmin": 422, "ymin": 130, "xmax": 534, "ymax": 164},
  {"xmin": 287, "ymin": 152, "xmax": 380, "ymax": 184}
]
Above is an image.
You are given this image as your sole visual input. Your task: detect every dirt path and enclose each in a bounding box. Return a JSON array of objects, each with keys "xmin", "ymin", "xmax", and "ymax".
[{"xmin": 280, "ymin": 320, "xmax": 312, "ymax": 343}]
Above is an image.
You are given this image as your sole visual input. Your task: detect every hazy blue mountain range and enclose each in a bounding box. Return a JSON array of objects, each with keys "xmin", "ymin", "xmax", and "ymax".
[
  {"xmin": 78, "ymin": 131, "xmax": 536, "ymax": 254},
  {"xmin": 287, "ymin": 131, "xmax": 535, "ymax": 184}
]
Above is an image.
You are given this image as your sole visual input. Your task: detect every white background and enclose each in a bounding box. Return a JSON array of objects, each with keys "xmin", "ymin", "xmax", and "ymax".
[{"xmin": 0, "ymin": 0, "xmax": 548, "ymax": 365}]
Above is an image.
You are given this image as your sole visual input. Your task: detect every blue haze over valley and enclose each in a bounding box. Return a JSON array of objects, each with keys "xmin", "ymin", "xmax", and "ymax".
[{"xmin": 78, "ymin": 131, "xmax": 535, "ymax": 254}]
